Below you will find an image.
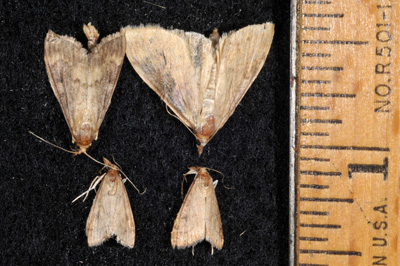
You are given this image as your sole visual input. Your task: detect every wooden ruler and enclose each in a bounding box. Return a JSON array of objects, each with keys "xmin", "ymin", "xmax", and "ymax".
[{"xmin": 289, "ymin": 1, "xmax": 400, "ymax": 265}]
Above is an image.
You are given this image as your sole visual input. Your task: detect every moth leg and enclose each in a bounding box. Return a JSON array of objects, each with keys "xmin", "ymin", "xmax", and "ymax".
[
  {"xmin": 192, "ymin": 246, "xmax": 195, "ymax": 256},
  {"xmin": 211, "ymin": 245, "xmax": 214, "ymax": 255},
  {"xmin": 181, "ymin": 173, "xmax": 189, "ymax": 199}
]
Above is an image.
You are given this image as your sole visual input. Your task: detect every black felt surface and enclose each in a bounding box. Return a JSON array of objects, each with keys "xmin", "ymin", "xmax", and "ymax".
[{"xmin": 1, "ymin": 1, "xmax": 290, "ymax": 265}]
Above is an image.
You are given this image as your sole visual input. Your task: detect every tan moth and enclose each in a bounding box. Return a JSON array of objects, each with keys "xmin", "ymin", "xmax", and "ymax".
[
  {"xmin": 44, "ymin": 23, "xmax": 125, "ymax": 154},
  {"xmin": 124, "ymin": 23, "xmax": 274, "ymax": 155},
  {"xmin": 171, "ymin": 167, "xmax": 223, "ymax": 253},
  {"xmin": 85, "ymin": 158, "xmax": 135, "ymax": 248}
]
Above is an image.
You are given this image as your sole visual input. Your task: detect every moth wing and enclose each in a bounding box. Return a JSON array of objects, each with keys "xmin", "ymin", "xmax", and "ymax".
[
  {"xmin": 205, "ymin": 176, "xmax": 224, "ymax": 249},
  {"xmin": 213, "ymin": 23, "xmax": 274, "ymax": 133},
  {"xmin": 86, "ymin": 173, "xmax": 135, "ymax": 248},
  {"xmin": 171, "ymin": 176, "xmax": 206, "ymax": 248},
  {"xmin": 87, "ymin": 32, "xmax": 126, "ymax": 134},
  {"xmin": 44, "ymin": 31, "xmax": 88, "ymax": 135},
  {"xmin": 44, "ymin": 30, "xmax": 125, "ymax": 142},
  {"xmin": 124, "ymin": 26, "xmax": 214, "ymax": 130}
]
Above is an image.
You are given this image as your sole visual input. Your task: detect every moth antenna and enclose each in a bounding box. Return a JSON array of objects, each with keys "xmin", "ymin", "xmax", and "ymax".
[
  {"xmin": 143, "ymin": 0, "xmax": 166, "ymax": 9},
  {"xmin": 111, "ymin": 155, "xmax": 123, "ymax": 170},
  {"xmin": 122, "ymin": 172, "xmax": 147, "ymax": 195},
  {"xmin": 104, "ymin": 156, "xmax": 146, "ymax": 195},
  {"xmin": 180, "ymin": 172, "xmax": 190, "ymax": 199},
  {"xmin": 181, "ymin": 168, "xmax": 199, "ymax": 199},
  {"xmin": 29, "ymin": 130, "xmax": 77, "ymax": 155},
  {"xmin": 83, "ymin": 152, "xmax": 116, "ymax": 170},
  {"xmin": 165, "ymin": 105, "xmax": 197, "ymax": 139},
  {"xmin": 205, "ymin": 167, "xmax": 234, "ymax": 190},
  {"xmin": 72, "ymin": 173, "xmax": 106, "ymax": 203}
]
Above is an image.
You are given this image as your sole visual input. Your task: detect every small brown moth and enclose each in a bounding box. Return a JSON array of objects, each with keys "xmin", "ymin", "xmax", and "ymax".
[
  {"xmin": 124, "ymin": 23, "xmax": 274, "ymax": 155},
  {"xmin": 44, "ymin": 23, "xmax": 125, "ymax": 154},
  {"xmin": 171, "ymin": 167, "xmax": 223, "ymax": 253},
  {"xmin": 86, "ymin": 158, "xmax": 135, "ymax": 248}
]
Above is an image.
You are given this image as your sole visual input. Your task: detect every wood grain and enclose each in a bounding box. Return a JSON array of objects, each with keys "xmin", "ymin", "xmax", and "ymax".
[{"xmin": 295, "ymin": 1, "xmax": 399, "ymax": 265}]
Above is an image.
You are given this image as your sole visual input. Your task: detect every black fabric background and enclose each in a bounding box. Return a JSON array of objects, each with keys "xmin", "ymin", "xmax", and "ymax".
[{"xmin": 1, "ymin": 0, "xmax": 290, "ymax": 265}]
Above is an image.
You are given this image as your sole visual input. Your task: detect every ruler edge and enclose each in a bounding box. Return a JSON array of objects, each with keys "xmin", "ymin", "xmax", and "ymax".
[{"xmin": 289, "ymin": 0, "xmax": 299, "ymax": 266}]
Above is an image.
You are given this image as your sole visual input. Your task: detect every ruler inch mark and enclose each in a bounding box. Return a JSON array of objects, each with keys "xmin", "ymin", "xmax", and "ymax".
[
  {"xmin": 302, "ymin": 66, "xmax": 343, "ymax": 71},
  {"xmin": 301, "ymin": 145, "xmax": 390, "ymax": 152},
  {"xmin": 301, "ymin": 119, "xmax": 342, "ymax": 124},
  {"xmin": 303, "ymin": 40, "xmax": 369, "ymax": 45},
  {"xmin": 300, "ymin": 170, "xmax": 341, "ymax": 176},
  {"xmin": 301, "ymin": 93, "xmax": 356, "ymax": 98},
  {"xmin": 303, "ymin": 13, "xmax": 344, "ymax": 18},
  {"xmin": 300, "ymin": 106, "xmax": 331, "ymax": 110},
  {"xmin": 300, "ymin": 184, "xmax": 330, "ymax": 189},
  {"xmin": 300, "ymin": 223, "xmax": 341, "ymax": 228},
  {"xmin": 299, "ymin": 236, "xmax": 328, "ymax": 242},
  {"xmin": 299, "ymin": 249, "xmax": 362, "ymax": 256},
  {"xmin": 300, "ymin": 197, "xmax": 354, "ymax": 203},
  {"xmin": 301, "ymin": 79, "xmax": 331, "ymax": 84},
  {"xmin": 300, "ymin": 211, "xmax": 329, "ymax": 216}
]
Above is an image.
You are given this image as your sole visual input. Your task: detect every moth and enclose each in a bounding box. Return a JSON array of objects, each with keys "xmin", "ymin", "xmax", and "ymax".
[
  {"xmin": 86, "ymin": 158, "xmax": 135, "ymax": 248},
  {"xmin": 44, "ymin": 23, "xmax": 125, "ymax": 154},
  {"xmin": 124, "ymin": 23, "xmax": 274, "ymax": 155},
  {"xmin": 171, "ymin": 167, "xmax": 223, "ymax": 253}
]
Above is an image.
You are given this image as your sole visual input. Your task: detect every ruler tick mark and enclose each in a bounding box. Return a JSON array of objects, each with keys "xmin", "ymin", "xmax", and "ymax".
[
  {"xmin": 300, "ymin": 170, "xmax": 341, "ymax": 176},
  {"xmin": 303, "ymin": 13, "xmax": 344, "ymax": 18},
  {"xmin": 301, "ymin": 79, "xmax": 331, "ymax": 84},
  {"xmin": 300, "ymin": 223, "xmax": 341, "ymax": 229},
  {"xmin": 300, "ymin": 197, "xmax": 354, "ymax": 203},
  {"xmin": 303, "ymin": 40, "xmax": 369, "ymax": 45},
  {"xmin": 301, "ymin": 119, "xmax": 342, "ymax": 124},
  {"xmin": 301, "ymin": 132, "xmax": 329, "ymax": 136},
  {"xmin": 300, "ymin": 211, "xmax": 329, "ymax": 216},
  {"xmin": 301, "ymin": 145, "xmax": 390, "ymax": 152},
  {"xmin": 300, "ymin": 106, "xmax": 331, "ymax": 110},
  {"xmin": 302, "ymin": 66, "xmax": 343, "ymax": 71},
  {"xmin": 302, "ymin": 53, "xmax": 331, "ymax": 57},
  {"xmin": 299, "ymin": 236, "xmax": 328, "ymax": 242},
  {"xmin": 299, "ymin": 264, "xmax": 328, "ymax": 266},
  {"xmin": 300, "ymin": 184, "xmax": 330, "ymax": 189},
  {"xmin": 303, "ymin": 0, "xmax": 332, "ymax": 3},
  {"xmin": 300, "ymin": 157, "xmax": 330, "ymax": 162},
  {"xmin": 299, "ymin": 249, "xmax": 362, "ymax": 256},
  {"xmin": 302, "ymin": 26, "xmax": 331, "ymax": 31},
  {"xmin": 301, "ymin": 93, "xmax": 356, "ymax": 98}
]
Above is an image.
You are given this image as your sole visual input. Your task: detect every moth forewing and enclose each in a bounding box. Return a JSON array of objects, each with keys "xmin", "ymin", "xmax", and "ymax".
[
  {"xmin": 171, "ymin": 167, "xmax": 223, "ymax": 251},
  {"xmin": 124, "ymin": 23, "xmax": 274, "ymax": 155},
  {"xmin": 212, "ymin": 23, "xmax": 275, "ymax": 133},
  {"xmin": 44, "ymin": 23, "xmax": 125, "ymax": 154},
  {"xmin": 86, "ymin": 159, "xmax": 135, "ymax": 248}
]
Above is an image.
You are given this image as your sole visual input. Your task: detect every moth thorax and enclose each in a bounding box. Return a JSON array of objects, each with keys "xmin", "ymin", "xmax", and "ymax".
[
  {"xmin": 106, "ymin": 170, "xmax": 118, "ymax": 196},
  {"xmin": 74, "ymin": 122, "xmax": 95, "ymax": 149},
  {"xmin": 200, "ymin": 174, "xmax": 211, "ymax": 188},
  {"xmin": 107, "ymin": 169, "xmax": 118, "ymax": 183}
]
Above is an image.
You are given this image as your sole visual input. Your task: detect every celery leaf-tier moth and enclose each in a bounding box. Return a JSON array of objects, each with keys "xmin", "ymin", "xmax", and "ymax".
[
  {"xmin": 86, "ymin": 158, "xmax": 135, "ymax": 248},
  {"xmin": 44, "ymin": 23, "xmax": 125, "ymax": 154},
  {"xmin": 124, "ymin": 23, "xmax": 274, "ymax": 155},
  {"xmin": 171, "ymin": 167, "xmax": 223, "ymax": 253}
]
